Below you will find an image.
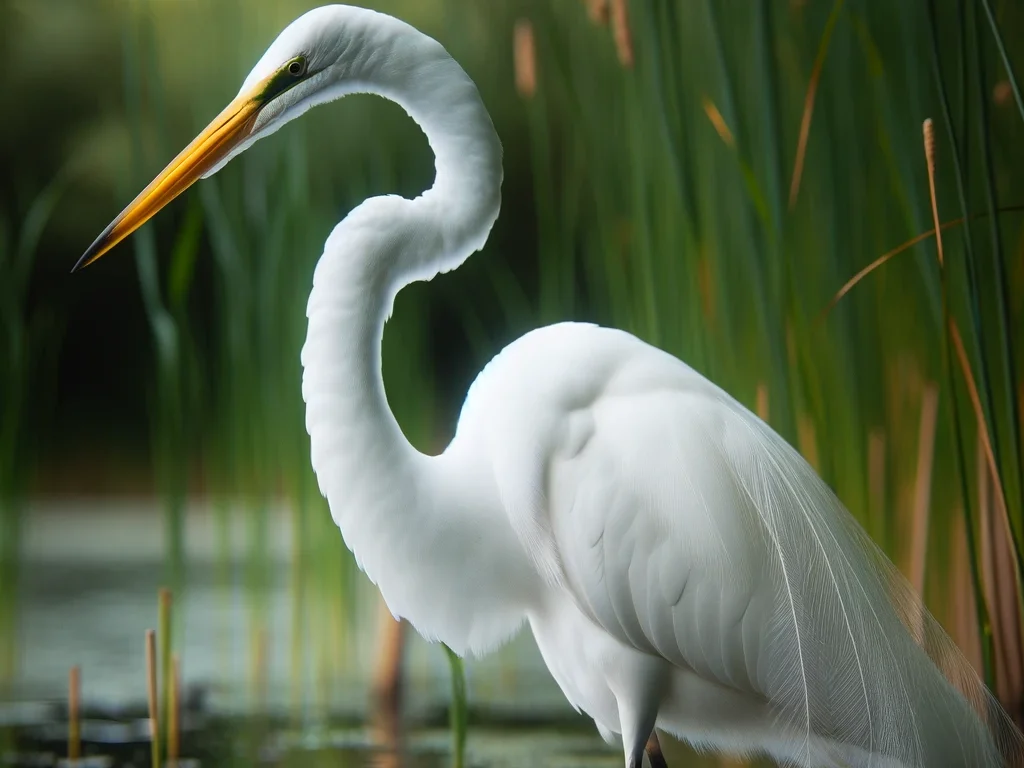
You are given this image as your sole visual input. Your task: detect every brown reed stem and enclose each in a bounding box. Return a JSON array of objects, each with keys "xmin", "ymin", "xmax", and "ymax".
[
  {"xmin": 584, "ymin": 0, "xmax": 609, "ymax": 24},
  {"xmin": 610, "ymin": 0, "xmax": 633, "ymax": 68},
  {"xmin": 908, "ymin": 384, "xmax": 939, "ymax": 604},
  {"xmin": 158, "ymin": 587, "xmax": 171, "ymax": 749},
  {"xmin": 68, "ymin": 665, "xmax": 81, "ymax": 761},
  {"xmin": 702, "ymin": 97, "xmax": 735, "ymax": 147},
  {"xmin": 253, "ymin": 624, "xmax": 268, "ymax": 713},
  {"xmin": 513, "ymin": 20, "xmax": 536, "ymax": 99},
  {"xmin": 923, "ymin": 119, "xmax": 943, "ymax": 267},
  {"xmin": 168, "ymin": 653, "xmax": 180, "ymax": 764},
  {"xmin": 372, "ymin": 599, "xmax": 407, "ymax": 715},
  {"xmin": 796, "ymin": 413, "xmax": 820, "ymax": 471},
  {"xmin": 868, "ymin": 429, "xmax": 886, "ymax": 540},
  {"xmin": 951, "ymin": 511, "xmax": 983, "ymax": 676},
  {"xmin": 820, "ymin": 205, "xmax": 1024, "ymax": 324},
  {"xmin": 923, "ymin": 115, "xmax": 998, "ymax": 690},
  {"xmin": 949, "ymin": 323, "xmax": 1011, "ymax": 548},
  {"xmin": 755, "ymin": 383, "xmax": 770, "ymax": 422},
  {"xmin": 789, "ymin": 0, "xmax": 845, "ymax": 210},
  {"xmin": 146, "ymin": 629, "xmax": 160, "ymax": 768}
]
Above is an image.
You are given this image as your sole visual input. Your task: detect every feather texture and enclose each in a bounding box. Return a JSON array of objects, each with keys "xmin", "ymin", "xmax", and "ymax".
[{"xmin": 458, "ymin": 321, "xmax": 1024, "ymax": 767}]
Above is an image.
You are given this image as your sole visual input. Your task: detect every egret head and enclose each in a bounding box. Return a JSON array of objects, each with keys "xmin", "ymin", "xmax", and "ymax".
[{"xmin": 74, "ymin": 5, "xmax": 379, "ymax": 271}]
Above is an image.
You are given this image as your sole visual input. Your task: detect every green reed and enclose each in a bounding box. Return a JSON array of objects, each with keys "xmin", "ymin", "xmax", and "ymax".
[
  {"xmin": 506, "ymin": 0, "xmax": 1024, "ymax": 728},
  {"xmin": 0, "ymin": 172, "xmax": 67, "ymax": 708},
  {"xmin": 8, "ymin": 1, "xmax": 1023, "ymax": 763},
  {"xmin": 185, "ymin": 0, "xmax": 449, "ymax": 725},
  {"xmin": 119, "ymin": 2, "xmax": 200, "ymax": 607}
]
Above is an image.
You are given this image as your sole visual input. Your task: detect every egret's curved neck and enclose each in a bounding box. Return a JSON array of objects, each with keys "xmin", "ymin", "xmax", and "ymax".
[{"xmin": 300, "ymin": 11, "xmax": 503, "ymax": 616}]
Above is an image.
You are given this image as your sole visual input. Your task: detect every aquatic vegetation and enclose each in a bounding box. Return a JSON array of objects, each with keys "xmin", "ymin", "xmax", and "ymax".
[
  {"xmin": 2, "ymin": 0, "xmax": 1024, "ymax": 764},
  {"xmin": 511, "ymin": 0, "xmax": 1024, "ymax": 722}
]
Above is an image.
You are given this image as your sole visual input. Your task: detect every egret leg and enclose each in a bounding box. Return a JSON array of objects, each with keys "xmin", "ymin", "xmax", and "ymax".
[
  {"xmin": 617, "ymin": 696, "xmax": 660, "ymax": 768},
  {"xmin": 645, "ymin": 730, "xmax": 668, "ymax": 768}
]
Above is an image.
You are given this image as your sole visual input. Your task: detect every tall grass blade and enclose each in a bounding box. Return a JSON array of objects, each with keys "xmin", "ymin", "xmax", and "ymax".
[
  {"xmin": 444, "ymin": 644, "xmax": 468, "ymax": 768},
  {"xmin": 158, "ymin": 587, "xmax": 173, "ymax": 755},
  {"xmin": 908, "ymin": 384, "xmax": 939, "ymax": 604},
  {"xmin": 821, "ymin": 207, "xmax": 1024, "ymax": 322},
  {"xmin": 68, "ymin": 665, "xmax": 81, "ymax": 762},
  {"xmin": 145, "ymin": 629, "xmax": 160, "ymax": 768},
  {"xmin": 972, "ymin": 0, "xmax": 1024, "ymax": 535},
  {"xmin": 169, "ymin": 653, "xmax": 180, "ymax": 763},
  {"xmin": 924, "ymin": 115, "xmax": 998, "ymax": 688},
  {"xmin": 978, "ymin": 0, "xmax": 1024, "ymax": 123},
  {"xmin": 788, "ymin": 0, "xmax": 845, "ymax": 210},
  {"xmin": 925, "ymin": 0, "xmax": 1003, "ymax": 480}
]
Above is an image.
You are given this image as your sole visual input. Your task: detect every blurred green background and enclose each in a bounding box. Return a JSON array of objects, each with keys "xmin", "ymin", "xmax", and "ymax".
[{"xmin": 2, "ymin": 0, "xmax": 1024, "ymax": 765}]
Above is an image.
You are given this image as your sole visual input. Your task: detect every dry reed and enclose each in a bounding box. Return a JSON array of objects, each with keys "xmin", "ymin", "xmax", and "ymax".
[
  {"xmin": 951, "ymin": 510, "xmax": 984, "ymax": 676},
  {"xmin": 158, "ymin": 587, "xmax": 171, "ymax": 747},
  {"xmin": 789, "ymin": 0, "xmax": 845, "ymax": 209},
  {"xmin": 868, "ymin": 429, "xmax": 886, "ymax": 536},
  {"xmin": 797, "ymin": 413, "xmax": 820, "ymax": 471},
  {"xmin": 610, "ymin": 0, "xmax": 633, "ymax": 68},
  {"xmin": 371, "ymin": 599, "xmax": 406, "ymax": 712},
  {"xmin": 702, "ymin": 97, "xmax": 735, "ymax": 147},
  {"xmin": 923, "ymin": 119, "xmax": 943, "ymax": 267},
  {"xmin": 145, "ymin": 629, "xmax": 159, "ymax": 768},
  {"xmin": 584, "ymin": 0, "xmax": 609, "ymax": 25},
  {"xmin": 168, "ymin": 653, "xmax": 180, "ymax": 764},
  {"xmin": 756, "ymin": 383, "xmax": 770, "ymax": 422},
  {"xmin": 977, "ymin": 427, "xmax": 1024, "ymax": 713},
  {"xmin": 513, "ymin": 19, "xmax": 536, "ymax": 99},
  {"xmin": 908, "ymin": 384, "xmax": 939, "ymax": 603},
  {"xmin": 821, "ymin": 205, "xmax": 1024, "ymax": 324},
  {"xmin": 923, "ymin": 114, "xmax": 1021, "ymax": 711},
  {"xmin": 68, "ymin": 665, "xmax": 80, "ymax": 762}
]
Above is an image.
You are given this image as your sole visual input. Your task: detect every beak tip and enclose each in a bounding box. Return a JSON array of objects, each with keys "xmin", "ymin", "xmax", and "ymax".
[{"xmin": 73, "ymin": 221, "xmax": 117, "ymax": 273}]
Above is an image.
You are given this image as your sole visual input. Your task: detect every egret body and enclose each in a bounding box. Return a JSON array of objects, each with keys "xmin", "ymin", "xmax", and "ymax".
[{"xmin": 76, "ymin": 6, "xmax": 1024, "ymax": 767}]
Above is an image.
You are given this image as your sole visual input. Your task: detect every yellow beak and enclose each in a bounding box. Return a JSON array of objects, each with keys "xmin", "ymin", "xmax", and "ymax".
[{"xmin": 73, "ymin": 77, "xmax": 271, "ymax": 272}]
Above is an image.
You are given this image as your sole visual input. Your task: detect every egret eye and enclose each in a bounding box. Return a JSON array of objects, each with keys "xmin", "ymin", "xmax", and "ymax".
[{"xmin": 287, "ymin": 57, "xmax": 307, "ymax": 77}]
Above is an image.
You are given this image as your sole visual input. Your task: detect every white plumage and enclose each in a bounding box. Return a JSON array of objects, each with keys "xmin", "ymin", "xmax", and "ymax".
[{"xmin": 79, "ymin": 5, "xmax": 1024, "ymax": 767}]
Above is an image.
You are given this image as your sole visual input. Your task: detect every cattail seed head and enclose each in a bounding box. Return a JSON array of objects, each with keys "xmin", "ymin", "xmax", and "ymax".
[
  {"xmin": 923, "ymin": 118, "xmax": 936, "ymax": 169},
  {"xmin": 611, "ymin": 0, "xmax": 634, "ymax": 68},
  {"xmin": 585, "ymin": 0, "xmax": 609, "ymax": 24},
  {"xmin": 994, "ymin": 80, "xmax": 1011, "ymax": 106},
  {"xmin": 513, "ymin": 19, "xmax": 537, "ymax": 99},
  {"xmin": 756, "ymin": 383, "xmax": 770, "ymax": 422},
  {"xmin": 922, "ymin": 118, "xmax": 944, "ymax": 267},
  {"xmin": 702, "ymin": 97, "xmax": 735, "ymax": 147}
]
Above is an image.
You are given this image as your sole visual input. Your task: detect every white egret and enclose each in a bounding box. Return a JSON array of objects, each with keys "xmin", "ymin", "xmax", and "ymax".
[{"xmin": 75, "ymin": 6, "xmax": 1024, "ymax": 767}]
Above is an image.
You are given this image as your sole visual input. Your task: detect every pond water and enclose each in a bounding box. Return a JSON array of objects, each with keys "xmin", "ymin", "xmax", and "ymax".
[
  {"xmin": 1, "ymin": 499, "xmax": 615, "ymax": 766},
  {"xmin": 11, "ymin": 500, "xmax": 571, "ymax": 711},
  {"xmin": 3, "ymin": 500, "xmax": 740, "ymax": 766}
]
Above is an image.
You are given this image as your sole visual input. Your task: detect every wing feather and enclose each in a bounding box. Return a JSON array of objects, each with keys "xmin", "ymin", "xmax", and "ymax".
[
  {"xmin": 547, "ymin": 379, "xmax": 1024, "ymax": 767},
  {"xmin": 471, "ymin": 324, "xmax": 1022, "ymax": 765}
]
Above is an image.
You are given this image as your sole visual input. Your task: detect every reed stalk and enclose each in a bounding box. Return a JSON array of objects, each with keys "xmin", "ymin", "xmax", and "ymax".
[
  {"xmin": 0, "ymin": 172, "xmax": 67, "ymax": 707},
  {"xmin": 68, "ymin": 665, "xmax": 81, "ymax": 762},
  {"xmin": 923, "ymin": 114, "xmax": 998, "ymax": 689},
  {"xmin": 443, "ymin": 644, "xmax": 468, "ymax": 768},
  {"xmin": 169, "ymin": 654, "xmax": 180, "ymax": 765},
  {"xmin": 158, "ymin": 588, "xmax": 173, "ymax": 754},
  {"xmin": 145, "ymin": 629, "xmax": 160, "ymax": 768},
  {"xmin": 908, "ymin": 385, "xmax": 939, "ymax": 597},
  {"xmin": 512, "ymin": 2, "xmax": 1024, "ymax": 741}
]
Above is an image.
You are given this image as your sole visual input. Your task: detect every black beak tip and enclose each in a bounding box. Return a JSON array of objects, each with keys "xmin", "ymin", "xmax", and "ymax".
[{"xmin": 72, "ymin": 221, "xmax": 116, "ymax": 273}]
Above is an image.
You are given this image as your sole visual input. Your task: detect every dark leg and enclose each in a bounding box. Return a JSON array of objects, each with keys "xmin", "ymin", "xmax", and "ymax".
[{"xmin": 645, "ymin": 729, "xmax": 668, "ymax": 768}]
